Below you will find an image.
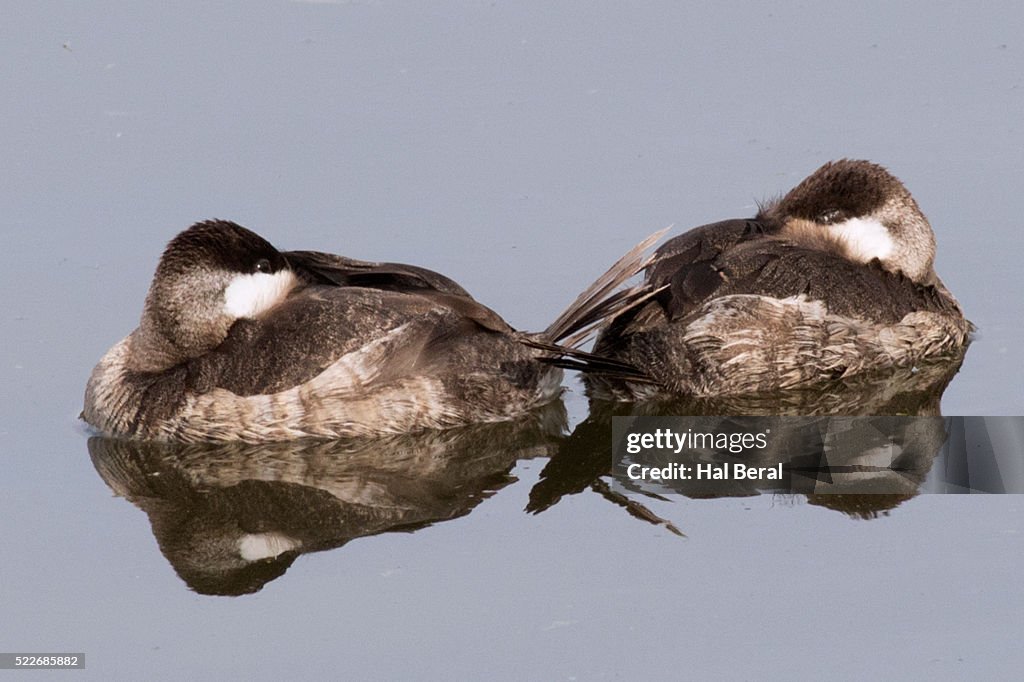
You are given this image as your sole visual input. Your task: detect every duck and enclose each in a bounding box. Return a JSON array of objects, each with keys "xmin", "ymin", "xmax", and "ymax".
[
  {"xmin": 587, "ymin": 159, "xmax": 971, "ymax": 400},
  {"xmin": 83, "ymin": 220, "xmax": 657, "ymax": 441}
]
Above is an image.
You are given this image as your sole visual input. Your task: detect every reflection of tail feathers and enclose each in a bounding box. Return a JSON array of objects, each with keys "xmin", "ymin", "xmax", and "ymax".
[
  {"xmin": 590, "ymin": 478, "xmax": 684, "ymax": 537},
  {"xmin": 527, "ymin": 401, "xmax": 683, "ymax": 536},
  {"xmin": 527, "ymin": 405, "xmax": 621, "ymax": 514}
]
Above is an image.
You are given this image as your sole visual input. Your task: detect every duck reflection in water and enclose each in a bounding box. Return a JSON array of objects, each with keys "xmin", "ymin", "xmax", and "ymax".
[
  {"xmin": 530, "ymin": 354, "xmax": 966, "ymax": 523},
  {"xmin": 90, "ymin": 404, "xmax": 570, "ymax": 596}
]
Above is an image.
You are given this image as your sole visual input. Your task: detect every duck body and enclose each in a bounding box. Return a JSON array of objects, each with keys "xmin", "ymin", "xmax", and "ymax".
[
  {"xmin": 84, "ymin": 221, "xmax": 649, "ymax": 442},
  {"xmin": 589, "ymin": 160, "xmax": 971, "ymax": 400}
]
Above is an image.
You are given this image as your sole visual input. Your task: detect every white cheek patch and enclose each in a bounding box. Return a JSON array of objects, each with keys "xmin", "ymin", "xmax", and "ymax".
[
  {"xmin": 828, "ymin": 217, "xmax": 895, "ymax": 263},
  {"xmin": 223, "ymin": 269, "xmax": 298, "ymax": 319},
  {"xmin": 237, "ymin": 532, "xmax": 302, "ymax": 561}
]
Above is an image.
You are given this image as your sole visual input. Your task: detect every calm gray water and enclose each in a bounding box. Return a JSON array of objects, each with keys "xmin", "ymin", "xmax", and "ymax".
[{"xmin": 2, "ymin": 2, "xmax": 1022, "ymax": 679}]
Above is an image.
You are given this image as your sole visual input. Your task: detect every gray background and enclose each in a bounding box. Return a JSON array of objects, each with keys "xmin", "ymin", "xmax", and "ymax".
[{"xmin": 2, "ymin": 1, "xmax": 1022, "ymax": 679}]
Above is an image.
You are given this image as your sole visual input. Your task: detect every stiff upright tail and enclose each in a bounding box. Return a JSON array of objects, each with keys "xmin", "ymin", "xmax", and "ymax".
[
  {"xmin": 521, "ymin": 228, "xmax": 668, "ymax": 383},
  {"xmin": 542, "ymin": 227, "xmax": 668, "ymax": 348}
]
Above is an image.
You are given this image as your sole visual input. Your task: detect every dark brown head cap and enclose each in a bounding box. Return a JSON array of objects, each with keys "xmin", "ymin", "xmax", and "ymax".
[{"xmin": 773, "ymin": 159, "xmax": 913, "ymax": 224}]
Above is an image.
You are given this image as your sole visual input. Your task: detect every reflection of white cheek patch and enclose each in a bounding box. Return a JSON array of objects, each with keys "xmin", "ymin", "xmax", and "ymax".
[
  {"xmin": 829, "ymin": 217, "xmax": 895, "ymax": 263},
  {"xmin": 224, "ymin": 270, "xmax": 298, "ymax": 318},
  {"xmin": 238, "ymin": 532, "xmax": 302, "ymax": 561}
]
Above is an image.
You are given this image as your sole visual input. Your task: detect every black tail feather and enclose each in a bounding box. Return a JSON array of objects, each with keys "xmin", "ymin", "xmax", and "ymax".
[{"xmin": 524, "ymin": 337, "xmax": 660, "ymax": 384}]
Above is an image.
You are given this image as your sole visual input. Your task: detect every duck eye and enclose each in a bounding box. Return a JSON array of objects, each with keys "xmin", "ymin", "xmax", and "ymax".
[
  {"xmin": 254, "ymin": 258, "xmax": 273, "ymax": 274},
  {"xmin": 817, "ymin": 209, "xmax": 842, "ymax": 224}
]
